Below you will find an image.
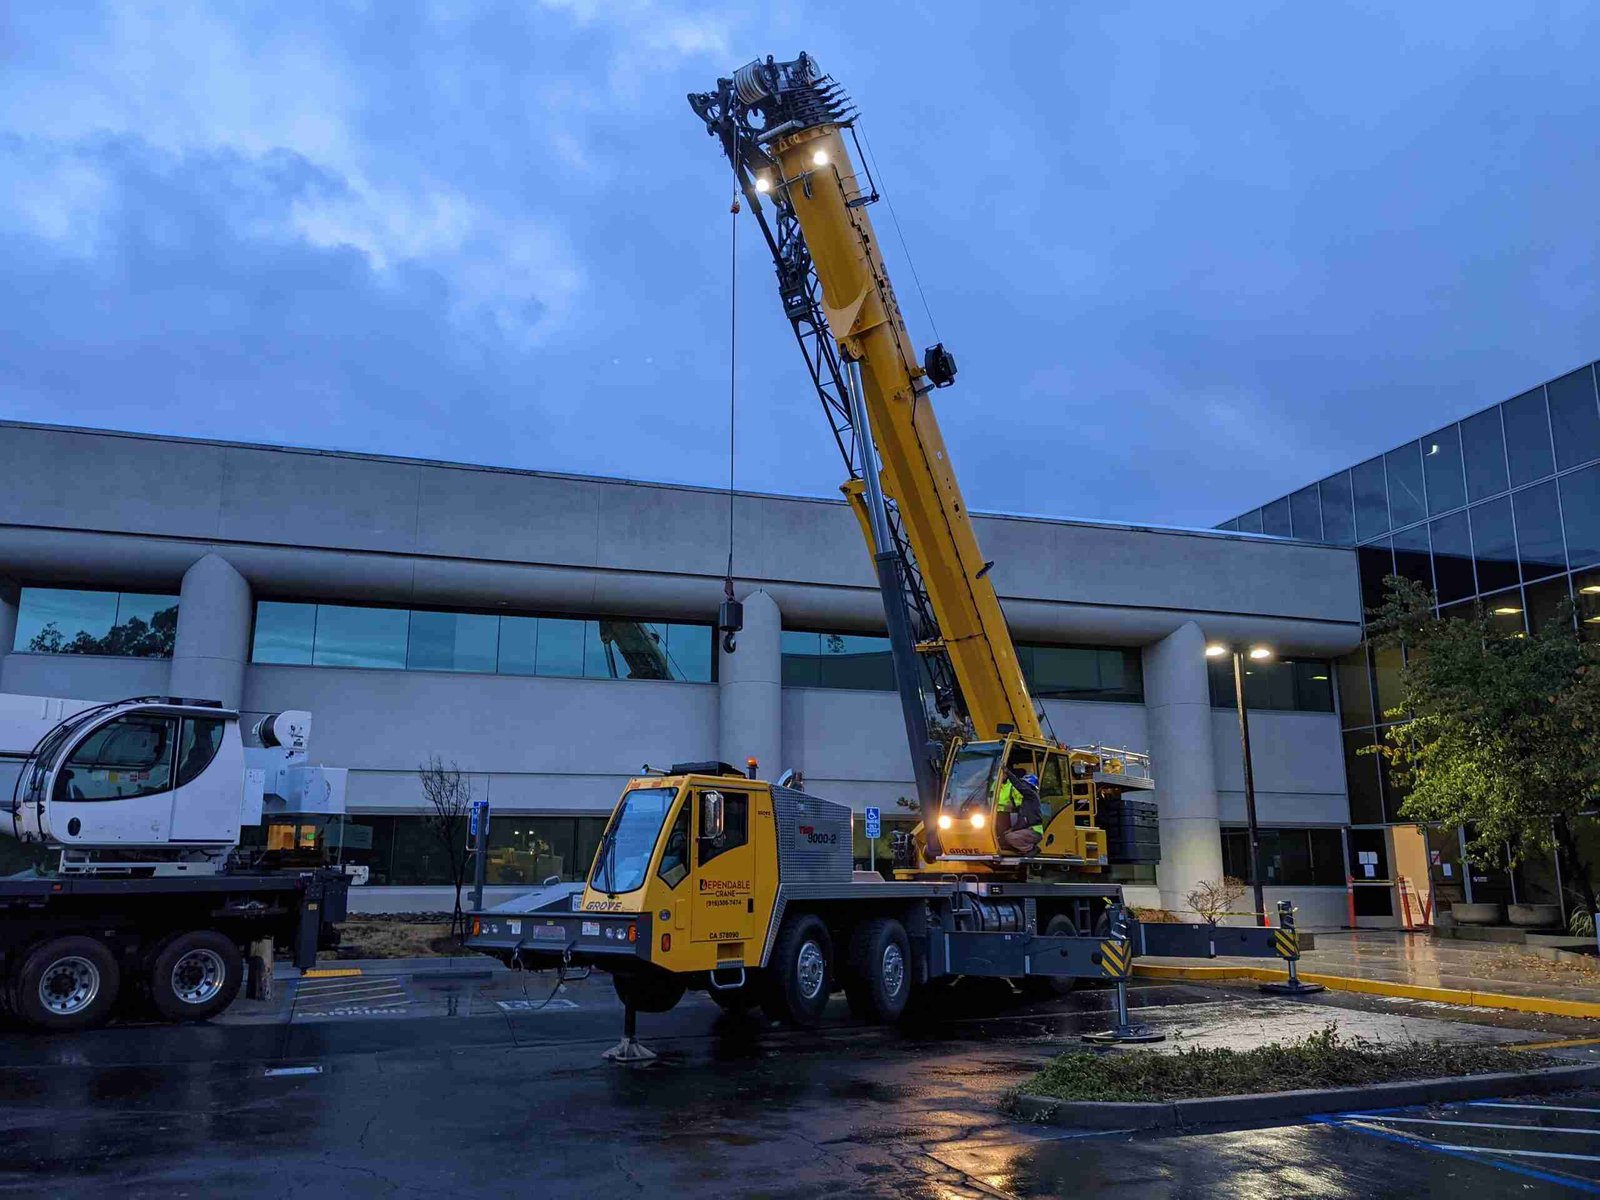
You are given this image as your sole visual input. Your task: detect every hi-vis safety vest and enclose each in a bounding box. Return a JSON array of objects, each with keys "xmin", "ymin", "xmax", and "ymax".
[{"xmin": 997, "ymin": 778, "xmax": 1043, "ymax": 834}]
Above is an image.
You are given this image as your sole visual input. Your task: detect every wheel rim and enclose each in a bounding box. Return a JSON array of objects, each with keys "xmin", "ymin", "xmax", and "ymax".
[
  {"xmin": 39, "ymin": 956, "xmax": 100, "ymax": 1016},
  {"xmin": 170, "ymin": 948, "xmax": 227, "ymax": 1006},
  {"xmin": 881, "ymin": 942, "xmax": 905, "ymax": 999},
  {"xmin": 796, "ymin": 940, "xmax": 826, "ymax": 1000}
]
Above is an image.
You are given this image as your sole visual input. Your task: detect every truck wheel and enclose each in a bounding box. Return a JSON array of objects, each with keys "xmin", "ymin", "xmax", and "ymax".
[
  {"xmin": 15, "ymin": 935, "xmax": 121, "ymax": 1033},
  {"xmin": 149, "ymin": 931, "xmax": 243, "ymax": 1022},
  {"xmin": 1021, "ymin": 915, "xmax": 1079, "ymax": 997},
  {"xmin": 613, "ymin": 971, "xmax": 686, "ymax": 1014},
  {"xmin": 844, "ymin": 918, "xmax": 912, "ymax": 1023},
  {"xmin": 762, "ymin": 914, "xmax": 832, "ymax": 1027}
]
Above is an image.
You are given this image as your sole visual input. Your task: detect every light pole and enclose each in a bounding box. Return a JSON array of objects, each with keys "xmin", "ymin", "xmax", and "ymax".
[{"xmin": 1206, "ymin": 641, "xmax": 1275, "ymax": 927}]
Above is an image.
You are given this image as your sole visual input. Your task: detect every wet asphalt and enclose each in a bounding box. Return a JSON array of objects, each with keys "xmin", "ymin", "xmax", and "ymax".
[{"xmin": 3, "ymin": 973, "xmax": 1599, "ymax": 1198}]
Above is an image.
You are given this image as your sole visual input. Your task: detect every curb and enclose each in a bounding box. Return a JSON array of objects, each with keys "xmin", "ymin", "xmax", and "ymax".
[
  {"xmin": 1010, "ymin": 1062, "xmax": 1600, "ymax": 1131},
  {"xmin": 1132, "ymin": 963, "xmax": 1600, "ymax": 1020},
  {"xmin": 276, "ymin": 956, "xmax": 505, "ymax": 981}
]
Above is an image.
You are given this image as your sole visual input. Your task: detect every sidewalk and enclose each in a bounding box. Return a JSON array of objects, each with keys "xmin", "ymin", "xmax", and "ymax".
[{"xmin": 1137, "ymin": 930, "xmax": 1600, "ymax": 1018}]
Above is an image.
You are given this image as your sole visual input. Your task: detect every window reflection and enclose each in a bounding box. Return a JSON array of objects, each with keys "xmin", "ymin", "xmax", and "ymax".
[
  {"xmin": 1261, "ymin": 497, "xmax": 1292, "ymax": 538},
  {"xmin": 1460, "ymin": 407, "xmax": 1509, "ymax": 501},
  {"xmin": 1502, "ymin": 388, "xmax": 1554, "ymax": 487},
  {"xmin": 1237, "ymin": 508, "xmax": 1264, "ymax": 534},
  {"xmin": 1562, "ymin": 464, "xmax": 1600, "ymax": 568},
  {"xmin": 253, "ymin": 601, "xmax": 315, "ymax": 664},
  {"xmin": 407, "ymin": 610, "xmax": 498, "ymax": 673},
  {"xmin": 1318, "ymin": 471, "xmax": 1356, "ymax": 545},
  {"xmin": 312, "ymin": 605, "xmax": 408, "ymax": 669},
  {"xmin": 1208, "ymin": 657, "xmax": 1334, "ymax": 712},
  {"xmin": 1546, "ymin": 366, "xmax": 1600, "ymax": 472},
  {"xmin": 1384, "ymin": 442, "xmax": 1426, "ymax": 529},
  {"xmin": 1421, "ymin": 425, "xmax": 1466, "ymax": 515},
  {"xmin": 1469, "ymin": 498, "xmax": 1519, "ymax": 593},
  {"xmin": 1351, "ymin": 457, "xmax": 1389, "ymax": 542},
  {"xmin": 1512, "ymin": 481, "xmax": 1566, "ymax": 582},
  {"xmin": 1289, "ymin": 487, "xmax": 1321, "ymax": 540},
  {"xmin": 1429, "ymin": 512, "xmax": 1476, "ymax": 604},
  {"xmin": 15, "ymin": 588, "xmax": 177, "ymax": 658}
]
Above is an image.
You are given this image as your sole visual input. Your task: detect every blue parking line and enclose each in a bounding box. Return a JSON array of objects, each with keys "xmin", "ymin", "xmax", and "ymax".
[{"xmin": 1308, "ymin": 1114, "xmax": 1600, "ymax": 1194}]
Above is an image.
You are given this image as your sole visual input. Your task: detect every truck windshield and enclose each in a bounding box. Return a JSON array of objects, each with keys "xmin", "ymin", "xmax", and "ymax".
[
  {"xmin": 589, "ymin": 787, "xmax": 678, "ymax": 895},
  {"xmin": 943, "ymin": 744, "xmax": 1001, "ymax": 818}
]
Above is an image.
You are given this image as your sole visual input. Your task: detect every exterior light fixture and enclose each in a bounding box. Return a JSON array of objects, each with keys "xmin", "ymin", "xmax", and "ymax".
[
  {"xmin": 1581, "ymin": 585, "xmax": 1600, "ymax": 595},
  {"xmin": 1492, "ymin": 606, "xmax": 1522, "ymax": 615},
  {"xmin": 1248, "ymin": 646, "xmax": 1273, "ymax": 660},
  {"xmin": 811, "ymin": 149, "xmax": 828, "ymax": 165},
  {"xmin": 970, "ymin": 812, "xmax": 986, "ymax": 830},
  {"xmin": 936, "ymin": 814, "xmax": 952, "ymax": 831},
  {"xmin": 1312, "ymin": 674, "xmax": 1329, "ymax": 681},
  {"xmin": 1205, "ymin": 644, "xmax": 1228, "ymax": 658},
  {"xmin": 1586, "ymin": 616, "xmax": 1600, "ymax": 624},
  {"xmin": 754, "ymin": 176, "xmax": 771, "ymax": 193}
]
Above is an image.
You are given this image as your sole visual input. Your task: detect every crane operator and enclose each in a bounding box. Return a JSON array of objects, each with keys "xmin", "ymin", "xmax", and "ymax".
[{"xmin": 996, "ymin": 761, "xmax": 1045, "ymax": 856}]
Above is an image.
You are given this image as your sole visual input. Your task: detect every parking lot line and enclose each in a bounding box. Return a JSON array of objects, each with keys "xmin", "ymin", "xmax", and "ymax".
[
  {"xmin": 1471, "ymin": 1102, "xmax": 1600, "ymax": 1115},
  {"xmin": 1343, "ymin": 1115, "xmax": 1600, "ymax": 1136},
  {"xmin": 1311, "ymin": 1115, "xmax": 1600, "ymax": 1194}
]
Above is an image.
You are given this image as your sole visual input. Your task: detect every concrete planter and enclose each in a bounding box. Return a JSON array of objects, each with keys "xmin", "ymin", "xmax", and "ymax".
[
  {"xmin": 1508, "ymin": 903, "xmax": 1563, "ymax": 929},
  {"xmin": 1450, "ymin": 902, "xmax": 1504, "ymax": 925}
]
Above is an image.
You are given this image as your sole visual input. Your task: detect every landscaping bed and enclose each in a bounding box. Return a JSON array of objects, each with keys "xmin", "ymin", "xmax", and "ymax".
[
  {"xmin": 326, "ymin": 914, "xmax": 461, "ymax": 960},
  {"xmin": 1014, "ymin": 1024, "xmax": 1547, "ymax": 1105}
]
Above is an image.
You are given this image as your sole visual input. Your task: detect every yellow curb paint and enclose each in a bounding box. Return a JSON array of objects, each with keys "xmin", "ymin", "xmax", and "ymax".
[
  {"xmin": 302, "ymin": 968, "xmax": 364, "ymax": 979},
  {"xmin": 1131, "ymin": 963, "xmax": 1600, "ymax": 1021},
  {"xmin": 1504, "ymin": 1036, "xmax": 1600, "ymax": 1053}
]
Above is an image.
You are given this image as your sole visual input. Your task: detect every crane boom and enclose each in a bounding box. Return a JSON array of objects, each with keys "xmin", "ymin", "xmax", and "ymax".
[{"xmin": 688, "ymin": 54, "xmax": 1039, "ymax": 747}]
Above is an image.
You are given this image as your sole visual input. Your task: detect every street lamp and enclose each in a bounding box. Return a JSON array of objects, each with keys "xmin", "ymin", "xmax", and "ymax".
[{"xmin": 1206, "ymin": 641, "xmax": 1275, "ymax": 926}]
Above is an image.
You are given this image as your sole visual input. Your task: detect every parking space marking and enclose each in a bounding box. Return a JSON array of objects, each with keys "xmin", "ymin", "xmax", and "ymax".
[
  {"xmin": 1471, "ymin": 1102, "xmax": 1600, "ymax": 1115},
  {"xmin": 1343, "ymin": 1115, "xmax": 1600, "ymax": 1136},
  {"xmin": 1311, "ymin": 1115, "xmax": 1600, "ymax": 1194}
]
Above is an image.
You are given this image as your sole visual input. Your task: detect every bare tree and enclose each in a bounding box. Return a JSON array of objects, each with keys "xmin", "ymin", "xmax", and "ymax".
[
  {"xmin": 1185, "ymin": 877, "xmax": 1247, "ymax": 926},
  {"xmin": 418, "ymin": 756, "xmax": 473, "ymax": 940}
]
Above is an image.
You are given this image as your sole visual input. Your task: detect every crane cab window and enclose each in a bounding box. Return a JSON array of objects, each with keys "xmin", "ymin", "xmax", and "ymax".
[
  {"xmin": 697, "ymin": 791, "xmax": 748, "ymax": 866},
  {"xmin": 1037, "ymin": 755, "xmax": 1068, "ymax": 824},
  {"xmin": 54, "ymin": 715, "xmax": 176, "ymax": 802},
  {"xmin": 656, "ymin": 800, "xmax": 691, "ymax": 888}
]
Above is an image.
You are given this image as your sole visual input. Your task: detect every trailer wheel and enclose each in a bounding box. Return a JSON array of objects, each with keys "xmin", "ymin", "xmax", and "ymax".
[
  {"xmin": 14, "ymin": 935, "xmax": 121, "ymax": 1033},
  {"xmin": 613, "ymin": 971, "xmax": 686, "ymax": 1014},
  {"xmin": 844, "ymin": 918, "xmax": 912, "ymax": 1023},
  {"xmin": 762, "ymin": 914, "xmax": 832, "ymax": 1027},
  {"xmin": 1021, "ymin": 915, "xmax": 1080, "ymax": 997},
  {"xmin": 149, "ymin": 931, "xmax": 244, "ymax": 1022}
]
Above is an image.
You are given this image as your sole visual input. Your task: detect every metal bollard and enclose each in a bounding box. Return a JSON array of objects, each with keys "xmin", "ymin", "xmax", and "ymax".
[
  {"xmin": 1259, "ymin": 900, "xmax": 1326, "ymax": 995},
  {"xmin": 1082, "ymin": 902, "xmax": 1165, "ymax": 1045}
]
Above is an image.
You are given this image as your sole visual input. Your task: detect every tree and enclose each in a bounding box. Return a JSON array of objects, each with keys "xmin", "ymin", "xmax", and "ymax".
[
  {"xmin": 417, "ymin": 756, "xmax": 474, "ymax": 940},
  {"xmin": 1368, "ymin": 575, "xmax": 1600, "ymax": 925},
  {"xmin": 27, "ymin": 605, "xmax": 177, "ymax": 658},
  {"xmin": 1185, "ymin": 877, "xmax": 1247, "ymax": 925}
]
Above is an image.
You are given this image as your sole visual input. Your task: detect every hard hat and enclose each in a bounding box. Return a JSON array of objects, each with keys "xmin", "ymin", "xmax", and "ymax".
[{"xmin": 1023, "ymin": 773, "xmax": 1038, "ymax": 787}]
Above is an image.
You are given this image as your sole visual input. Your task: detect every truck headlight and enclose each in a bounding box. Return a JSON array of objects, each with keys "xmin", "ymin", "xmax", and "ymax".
[
  {"xmin": 970, "ymin": 812, "xmax": 986, "ymax": 829},
  {"xmin": 936, "ymin": 814, "xmax": 952, "ymax": 831}
]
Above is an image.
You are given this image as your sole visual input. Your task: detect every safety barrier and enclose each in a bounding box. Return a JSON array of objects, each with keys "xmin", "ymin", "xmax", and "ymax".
[
  {"xmin": 1259, "ymin": 900, "xmax": 1325, "ymax": 996},
  {"xmin": 1082, "ymin": 903, "xmax": 1165, "ymax": 1045}
]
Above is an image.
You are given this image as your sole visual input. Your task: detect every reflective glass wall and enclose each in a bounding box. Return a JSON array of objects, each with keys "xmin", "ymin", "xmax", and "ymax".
[
  {"xmin": 12, "ymin": 588, "xmax": 179, "ymax": 657},
  {"xmin": 251, "ymin": 601, "xmax": 713, "ymax": 683},
  {"xmin": 1221, "ymin": 357, "xmax": 1600, "ymax": 831}
]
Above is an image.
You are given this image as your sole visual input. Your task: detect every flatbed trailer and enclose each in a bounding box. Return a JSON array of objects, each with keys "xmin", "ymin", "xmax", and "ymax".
[{"xmin": 0, "ymin": 866, "xmax": 348, "ymax": 1033}]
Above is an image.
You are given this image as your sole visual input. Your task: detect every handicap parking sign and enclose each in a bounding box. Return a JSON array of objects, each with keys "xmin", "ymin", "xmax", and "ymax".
[{"xmin": 864, "ymin": 806, "xmax": 881, "ymax": 839}]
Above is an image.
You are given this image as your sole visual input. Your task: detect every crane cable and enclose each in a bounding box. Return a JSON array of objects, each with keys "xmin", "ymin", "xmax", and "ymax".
[{"xmin": 722, "ymin": 186, "xmax": 740, "ymax": 641}]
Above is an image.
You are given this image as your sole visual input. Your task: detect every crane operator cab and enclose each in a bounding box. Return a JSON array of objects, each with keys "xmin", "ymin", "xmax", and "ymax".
[{"xmin": 900, "ymin": 735, "xmax": 1154, "ymax": 879}]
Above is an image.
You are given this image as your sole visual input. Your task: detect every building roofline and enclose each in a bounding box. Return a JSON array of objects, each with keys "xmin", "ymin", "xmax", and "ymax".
[{"xmin": 0, "ymin": 419, "xmax": 1344, "ymax": 553}]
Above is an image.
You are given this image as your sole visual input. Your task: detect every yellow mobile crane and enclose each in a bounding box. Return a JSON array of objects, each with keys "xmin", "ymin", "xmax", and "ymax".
[
  {"xmin": 689, "ymin": 53, "xmax": 1153, "ymax": 875},
  {"xmin": 467, "ymin": 53, "xmax": 1287, "ymax": 1058}
]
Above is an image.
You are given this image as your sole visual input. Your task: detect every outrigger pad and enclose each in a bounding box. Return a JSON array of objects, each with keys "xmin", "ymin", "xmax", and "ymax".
[
  {"xmin": 601, "ymin": 1037, "xmax": 658, "ymax": 1065},
  {"xmin": 1081, "ymin": 1024, "xmax": 1166, "ymax": 1045}
]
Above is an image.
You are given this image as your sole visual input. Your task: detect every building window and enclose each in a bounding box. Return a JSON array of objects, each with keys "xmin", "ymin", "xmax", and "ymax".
[
  {"xmin": 249, "ymin": 602, "xmax": 713, "ymax": 683},
  {"xmin": 1428, "ymin": 511, "xmax": 1476, "ymax": 604},
  {"xmin": 1318, "ymin": 471, "xmax": 1356, "ymax": 545},
  {"xmin": 292, "ymin": 813, "xmax": 611, "ymax": 886},
  {"xmin": 1469, "ymin": 497, "xmax": 1519, "ymax": 594},
  {"xmin": 1351, "ymin": 456, "xmax": 1389, "ymax": 542},
  {"xmin": 1221, "ymin": 827, "xmax": 1346, "ymax": 886},
  {"xmin": 1289, "ymin": 486, "xmax": 1321, "ymax": 541},
  {"xmin": 1421, "ymin": 424, "xmax": 1466, "ymax": 516},
  {"xmin": 1261, "ymin": 497, "xmax": 1292, "ymax": 538},
  {"xmin": 780, "ymin": 631, "xmax": 1144, "ymax": 702},
  {"xmin": 1236, "ymin": 508, "xmax": 1264, "ymax": 534},
  {"xmin": 1546, "ymin": 365, "xmax": 1600, "ymax": 472},
  {"xmin": 1512, "ymin": 481, "xmax": 1566, "ymax": 582},
  {"xmin": 1459, "ymin": 407, "xmax": 1510, "ymax": 502},
  {"xmin": 1502, "ymin": 388, "xmax": 1554, "ymax": 488},
  {"xmin": 1562, "ymin": 463, "xmax": 1600, "ymax": 569},
  {"xmin": 13, "ymin": 588, "xmax": 178, "ymax": 658},
  {"xmin": 1384, "ymin": 441, "xmax": 1427, "ymax": 530},
  {"xmin": 1207, "ymin": 657, "xmax": 1334, "ymax": 713}
]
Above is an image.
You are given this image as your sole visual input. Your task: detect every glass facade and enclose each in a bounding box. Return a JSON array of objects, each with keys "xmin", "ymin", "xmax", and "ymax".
[
  {"xmin": 1223, "ymin": 356, "xmax": 1600, "ymax": 839},
  {"xmin": 12, "ymin": 588, "xmax": 179, "ymax": 658},
  {"xmin": 250, "ymin": 601, "xmax": 714, "ymax": 683},
  {"xmin": 1206, "ymin": 657, "xmax": 1334, "ymax": 713},
  {"xmin": 781, "ymin": 630, "xmax": 1144, "ymax": 703},
  {"xmin": 1221, "ymin": 827, "xmax": 1346, "ymax": 886}
]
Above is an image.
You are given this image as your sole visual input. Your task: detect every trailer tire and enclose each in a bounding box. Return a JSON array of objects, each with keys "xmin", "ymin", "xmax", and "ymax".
[
  {"xmin": 15, "ymin": 935, "xmax": 121, "ymax": 1033},
  {"xmin": 844, "ymin": 918, "xmax": 912, "ymax": 1023},
  {"xmin": 149, "ymin": 931, "xmax": 244, "ymax": 1022},
  {"xmin": 613, "ymin": 971, "xmax": 686, "ymax": 1014},
  {"xmin": 762, "ymin": 914, "xmax": 832, "ymax": 1027},
  {"xmin": 1021, "ymin": 915, "xmax": 1079, "ymax": 997}
]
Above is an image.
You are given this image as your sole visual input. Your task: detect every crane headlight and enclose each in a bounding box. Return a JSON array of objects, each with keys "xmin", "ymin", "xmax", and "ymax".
[
  {"xmin": 811, "ymin": 149, "xmax": 828, "ymax": 166},
  {"xmin": 936, "ymin": 814, "xmax": 952, "ymax": 831},
  {"xmin": 754, "ymin": 176, "xmax": 771, "ymax": 193},
  {"xmin": 969, "ymin": 812, "xmax": 986, "ymax": 830}
]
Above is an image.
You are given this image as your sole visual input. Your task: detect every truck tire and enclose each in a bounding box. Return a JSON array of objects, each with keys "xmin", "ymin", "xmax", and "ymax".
[
  {"xmin": 613, "ymin": 970, "xmax": 686, "ymax": 1014},
  {"xmin": 762, "ymin": 913, "xmax": 832, "ymax": 1027},
  {"xmin": 14, "ymin": 935, "xmax": 121, "ymax": 1033},
  {"xmin": 844, "ymin": 918, "xmax": 912, "ymax": 1023},
  {"xmin": 1021, "ymin": 915, "xmax": 1080, "ymax": 997},
  {"xmin": 149, "ymin": 930, "xmax": 244, "ymax": 1022}
]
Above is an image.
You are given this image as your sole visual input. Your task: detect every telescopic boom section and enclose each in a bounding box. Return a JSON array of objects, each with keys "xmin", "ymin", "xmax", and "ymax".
[{"xmin": 689, "ymin": 54, "xmax": 1041, "ymax": 746}]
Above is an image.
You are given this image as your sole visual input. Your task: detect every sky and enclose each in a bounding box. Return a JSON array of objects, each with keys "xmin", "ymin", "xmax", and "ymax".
[{"xmin": 2, "ymin": 2, "xmax": 1598, "ymax": 531}]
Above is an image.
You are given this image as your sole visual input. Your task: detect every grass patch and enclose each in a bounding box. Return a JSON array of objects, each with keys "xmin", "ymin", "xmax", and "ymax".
[
  {"xmin": 324, "ymin": 919, "xmax": 459, "ymax": 960},
  {"xmin": 1014, "ymin": 1024, "xmax": 1549, "ymax": 1104}
]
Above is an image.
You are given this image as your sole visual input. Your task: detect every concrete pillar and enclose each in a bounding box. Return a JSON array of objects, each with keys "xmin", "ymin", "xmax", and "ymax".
[
  {"xmin": 168, "ymin": 554, "xmax": 252, "ymax": 708},
  {"xmin": 1142, "ymin": 621, "xmax": 1225, "ymax": 914},
  {"xmin": 718, "ymin": 589, "xmax": 782, "ymax": 779},
  {"xmin": 0, "ymin": 578, "xmax": 18, "ymax": 663}
]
